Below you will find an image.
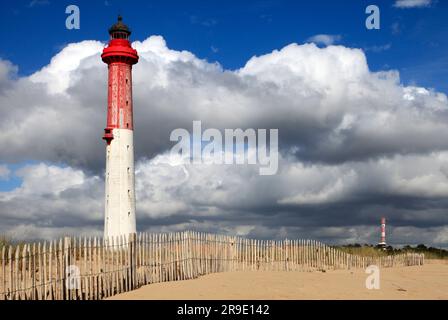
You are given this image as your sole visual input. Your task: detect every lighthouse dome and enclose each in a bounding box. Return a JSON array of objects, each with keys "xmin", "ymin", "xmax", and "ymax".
[{"xmin": 108, "ymin": 15, "xmax": 131, "ymax": 39}]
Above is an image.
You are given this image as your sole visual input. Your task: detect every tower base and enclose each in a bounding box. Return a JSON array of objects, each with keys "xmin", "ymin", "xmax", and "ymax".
[{"xmin": 104, "ymin": 128, "xmax": 136, "ymax": 239}]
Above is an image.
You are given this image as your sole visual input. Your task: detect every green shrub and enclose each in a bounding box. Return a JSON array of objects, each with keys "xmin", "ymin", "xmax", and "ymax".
[{"xmin": 335, "ymin": 243, "xmax": 448, "ymax": 259}]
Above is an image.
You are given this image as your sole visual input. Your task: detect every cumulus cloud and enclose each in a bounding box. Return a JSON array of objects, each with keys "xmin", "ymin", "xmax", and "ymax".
[
  {"xmin": 30, "ymin": 41, "xmax": 104, "ymax": 94},
  {"xmin": 3, "ymin": 37, "xmax": 448, "ymax": 169},
  {"xmin": 0, "ymin": 59, "xmax": 18, "ymax": 92},
  {"xmin": 0, "ymin": 163, "xmax": 103, "ymax": 239},
  {"xmin": 0, "ymin": 36, "xmax": 448, "ymax": 246},
  {"xmin": 306, "ymin": 34, "xmax": 342, "ymax": 46},
  {"xmin": 394, "ymin": 0, "xmax": 432, "ymax": 8}
]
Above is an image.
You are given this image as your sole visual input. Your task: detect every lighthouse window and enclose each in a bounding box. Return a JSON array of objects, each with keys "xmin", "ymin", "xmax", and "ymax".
[
  {"xmin": 126, "ymin": 79, "xmax": 128, "ymax": 84},
  {"xmin": 126, "ymin": 100, "xmax": 128, "ymax": 105},
  {"xmin": 112, "ymin": 32, "xmax": 129, "ymax": 40}
]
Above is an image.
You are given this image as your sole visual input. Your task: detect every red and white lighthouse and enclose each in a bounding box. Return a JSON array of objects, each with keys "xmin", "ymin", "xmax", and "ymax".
[
  {"xmin": 378, "ymin": 217, "xmax": 386, "ymax": 247},
  {"xmin": 101, "ymin": 16, "xmax": 139, "ymax": 239}
]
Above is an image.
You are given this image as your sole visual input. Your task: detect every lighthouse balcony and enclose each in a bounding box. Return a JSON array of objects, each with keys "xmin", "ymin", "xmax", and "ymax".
[
  {"xmin": 101, "ymin": 40, "xmax": 139, "ymax": 65},
  {"xmin": 103, "ymin": 127, "xmax": 114, "ymax": 144}
]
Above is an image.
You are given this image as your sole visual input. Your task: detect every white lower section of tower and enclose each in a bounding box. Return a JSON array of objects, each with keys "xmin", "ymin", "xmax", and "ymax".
[{"xmin": 104, "ymin": 128, "xmax": 136, "ymax": 239}]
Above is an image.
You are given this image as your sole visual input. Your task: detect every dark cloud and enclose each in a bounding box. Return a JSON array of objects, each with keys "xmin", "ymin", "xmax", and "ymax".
[{"xmin": 0, "ymin": 38, "xmax": 447, "ymax": 247}]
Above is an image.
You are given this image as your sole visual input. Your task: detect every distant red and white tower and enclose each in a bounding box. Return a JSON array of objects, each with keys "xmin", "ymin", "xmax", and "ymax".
[
  {"xmin": 101, "ymin": 16, "xmax": 139, "ymax": 239},
  {"xmin": 378, "ymin": 217, "xmax": 386, "ymax": 246}
]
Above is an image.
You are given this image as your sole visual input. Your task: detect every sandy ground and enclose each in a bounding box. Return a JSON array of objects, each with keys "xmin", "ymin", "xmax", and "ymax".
[{"xmin": 110, "ymin": 260, "xmax": 448, "ymax": 300}]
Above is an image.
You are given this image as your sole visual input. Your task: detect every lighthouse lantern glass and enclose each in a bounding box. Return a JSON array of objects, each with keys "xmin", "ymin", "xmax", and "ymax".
[{"xmin": 111, "ymin": 32, "xmax": 129, "ymax": 40}]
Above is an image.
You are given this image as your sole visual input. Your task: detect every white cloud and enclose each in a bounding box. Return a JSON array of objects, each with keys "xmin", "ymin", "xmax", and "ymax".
[
  {"xmin": 0, "ymin": 163, "xmax": 102, "ymax": 232},
  {"xmin": 13, "ymin": 163, "xmax": 86, "ymax": 196},
  {"xmin": 1, "ymin": 36, "xmax": 448, "ymax": 245},
  {"xmin": 394, "ymin": 0, "xmax": 432, "ymax": 8},
  {"xmin": 29, "ymin": 41, "xmax": 104, "ymax": 94},
  {"xmin": 2, "ymin": 37, "xmax": 447, "ymax": 169},
  {"xmin": 306, "ymin": 34, "xmax": 342, "ymax": 46},
  {"xmin": 3, "ymin": 149, "xmax": 448, "ymax": 243}
]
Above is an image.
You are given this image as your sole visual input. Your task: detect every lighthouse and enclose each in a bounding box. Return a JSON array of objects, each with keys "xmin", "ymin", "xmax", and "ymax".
[
  {"xmin": 101, "ymin": 16, "xmax": 139, "ymax": 239},
  {"xmin": 378, "ymin": 217, "xmax": 387, "ymax": 248}
]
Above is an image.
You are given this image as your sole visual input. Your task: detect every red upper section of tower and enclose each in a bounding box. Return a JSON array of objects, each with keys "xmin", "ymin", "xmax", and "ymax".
[{"xmin": 102, "ymin": 16, "xmax": 139, "ymax": 144}]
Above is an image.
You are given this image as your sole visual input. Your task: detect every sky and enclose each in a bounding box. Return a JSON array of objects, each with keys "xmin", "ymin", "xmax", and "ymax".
[
  {"xmin": 0, "ymin": 0, "xmax": 448, "ymax": 247},
  {"xmin": 2, "ymin": 0, "xmax": 448, "ymax": 92}
]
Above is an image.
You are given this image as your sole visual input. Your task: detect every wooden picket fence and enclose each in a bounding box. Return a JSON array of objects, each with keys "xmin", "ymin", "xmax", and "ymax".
[{"xmin": 0, "ymin": 231, "xmax": 424, "ymax": 300}]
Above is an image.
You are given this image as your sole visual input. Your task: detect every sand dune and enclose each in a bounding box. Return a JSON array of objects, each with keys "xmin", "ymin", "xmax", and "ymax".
[{"xmin": 110, "ymin": 260, "xmax": 448, "ymax": 300}]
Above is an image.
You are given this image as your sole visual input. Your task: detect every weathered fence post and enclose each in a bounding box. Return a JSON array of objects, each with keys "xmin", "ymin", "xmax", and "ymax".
[
  {"xmin": 128, "ymin": 233, "xmax": 137, "ymax": 291},
  {"xmin": 63, "ymin": 236, "xmax": 72, "ymax": 300},
  {"xmin": 0, "ymin": 232, "xmax": 427, "ymax": 301},
  {"xmin": 1, "ymin": 246, "xmax": 5, "ymax": 300}
]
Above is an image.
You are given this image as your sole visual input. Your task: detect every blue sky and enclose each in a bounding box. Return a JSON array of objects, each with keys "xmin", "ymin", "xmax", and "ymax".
[{"xmin": 1, "ymin": 0, "xmax": 447, "ymax": 93}]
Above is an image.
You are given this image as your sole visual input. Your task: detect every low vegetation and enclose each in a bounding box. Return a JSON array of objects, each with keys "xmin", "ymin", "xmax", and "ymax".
[
  {"xmin": 1, "ymin": 234, "xmax": 446, "ymax": 259},
  {"xmin": 336, "ymin": 243, "xmax": 448, "ymax": 260},
  {"xmin": 0, "ymin": 235, "xmax": 11, "ymax": 252}
]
